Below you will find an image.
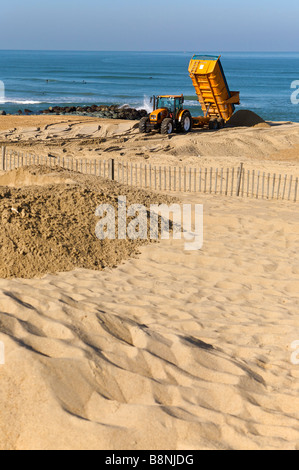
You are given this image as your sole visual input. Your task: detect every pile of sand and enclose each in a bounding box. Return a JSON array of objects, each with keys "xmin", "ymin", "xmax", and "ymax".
[
  {"xmin": 226, "ymin": 110, "xmax": 271, "ymax": 128},
  {"xmin": 0, "ymin": 166, "xmax": 173, "ymax": 279}
]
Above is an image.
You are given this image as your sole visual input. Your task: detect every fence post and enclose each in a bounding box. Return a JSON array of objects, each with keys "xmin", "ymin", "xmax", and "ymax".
[
  {"xmin": 277, "ymin": 174, "xmax": 282, "ymax": 200},
  {"xmin": 199, "ymin": 168, "xmax": 202, "ymax": 193},
  {"xmin": 288, "ymin": 175, "xmax": 293, "ymax": 201},
  {"xmin": 110, "ymin": 158, "xmax": 115, "ymax": 181},
  {"xmin": 231, "ymin": 167, "xmax": 235, "ymax": 196},
  {"xmin": 236, "ymin": 163, "xmax": 244, "ymax": 197},
  {"xmin": 241, "ymin": 167, "xmax": 245, "ymax": 197},
  {"xmin": 1, "ymin": 146, "xmax": 6, "ymax": 171},
  {"xmin": 282, "ymin": 175, "xmax": 287, "ymax": 200},
  {"xmin": 272, "ymin": 174, "xmax": 276, "ymax": 199},
  {"xmin": 256, "ymin": 171, "xmax": 260, "ymax": 199},
  {"xmin": 215, "ymin": 168, "xmax": 218, "ymax": 194}
]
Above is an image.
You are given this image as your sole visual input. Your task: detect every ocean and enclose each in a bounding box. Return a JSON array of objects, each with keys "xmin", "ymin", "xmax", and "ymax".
[{"xmin": 0, "ymin": 50, "xmax": 299, "ymax": 122}]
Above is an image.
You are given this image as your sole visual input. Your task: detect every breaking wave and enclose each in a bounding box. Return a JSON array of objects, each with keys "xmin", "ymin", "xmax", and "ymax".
[
  {"xmin": 0, "ymin": 99, "xmax": 43, "ymax": 105},
  {"xmin": 137, "ymin": 96, "xmax": 153, "ymax": 113}
]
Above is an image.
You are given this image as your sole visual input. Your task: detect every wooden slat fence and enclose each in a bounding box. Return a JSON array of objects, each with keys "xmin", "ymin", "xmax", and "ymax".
[{"xmin": 1, "ymin": 147, "xmax": 298, "ymax": 202}]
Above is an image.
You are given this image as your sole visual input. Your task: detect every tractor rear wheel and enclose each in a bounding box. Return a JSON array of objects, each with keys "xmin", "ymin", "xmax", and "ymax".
[
  {"xmin": 139, "ymin": 116, "xmax": 150, "ymax": 133},
  {"xmin": 208, "ymin": 119, "xmax": 219, "ymax": 130},
  {"xmin": 217, "ymin": 118, "xmax": 225, "ymax": 129},
  {"xmin": 178, "ymin": 111, "xmax": 192, "ymax": 133},
  {"xmin": 161, "ymin": 118, "xmax": 174, "ymax": 135}
]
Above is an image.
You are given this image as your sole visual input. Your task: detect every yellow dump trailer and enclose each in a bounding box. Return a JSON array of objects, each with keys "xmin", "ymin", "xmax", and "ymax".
[{"xmin": 188, "ymin": 54, "xmax": 240, "ymax": 129}]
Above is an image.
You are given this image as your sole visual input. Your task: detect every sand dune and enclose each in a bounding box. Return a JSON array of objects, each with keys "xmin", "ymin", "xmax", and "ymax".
[{"xmin": 0, "ymin": 116, "xmax": 299, "ymax": 450}]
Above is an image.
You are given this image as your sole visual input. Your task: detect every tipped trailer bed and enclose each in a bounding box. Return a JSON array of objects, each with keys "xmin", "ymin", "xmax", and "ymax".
[{"xmin": 188, "ymin": 55, "xmax": 240, "ymax": 129}]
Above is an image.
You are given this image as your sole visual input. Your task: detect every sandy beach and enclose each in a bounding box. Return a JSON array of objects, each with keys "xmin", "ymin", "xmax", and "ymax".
[{"xmin": 0, "ymin": 115, "xmax": 299, "ymax": 450}]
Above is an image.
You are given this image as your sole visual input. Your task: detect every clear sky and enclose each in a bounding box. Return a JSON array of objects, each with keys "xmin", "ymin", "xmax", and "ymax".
[{"xmin": 0, "ymin": 0, "xmax": 298, "ymax": 51}]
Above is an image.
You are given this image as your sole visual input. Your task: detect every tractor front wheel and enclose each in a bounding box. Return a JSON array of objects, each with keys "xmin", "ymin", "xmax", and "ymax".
[
  {"xmin": 139, "ymin": 116, "xmax": 151, "ymax": 133},
  {"xmin": 161, "ymin": 118, "xmax": 174, "ymax": 135}
]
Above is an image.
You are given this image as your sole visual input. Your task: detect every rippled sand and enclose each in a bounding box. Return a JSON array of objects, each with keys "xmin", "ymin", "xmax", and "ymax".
[{"xmin": 0, "ymin": 192, "xmax": 298, "ymax": 450}]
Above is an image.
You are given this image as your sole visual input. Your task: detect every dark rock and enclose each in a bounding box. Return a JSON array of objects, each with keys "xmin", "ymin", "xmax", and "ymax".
[
  {"xmin": 37, "ymin": 103, "xmax": 148, "ymax": 120},
  {"xmin": 64, "ymin": 106, "xmax": 76, "ymax": 113},
  {"xmin": 0, "ymin": 110, "xmax": 6, "ymax": 116}
]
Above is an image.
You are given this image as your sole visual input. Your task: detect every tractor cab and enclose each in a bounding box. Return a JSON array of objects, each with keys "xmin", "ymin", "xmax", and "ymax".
[
  {"xmin": 150, "ymin": 95, "xmax": 184, "ymax": 121},
  {"xmin": 155, "ymin": 95, "xmax": 184, "ymax": 114}
]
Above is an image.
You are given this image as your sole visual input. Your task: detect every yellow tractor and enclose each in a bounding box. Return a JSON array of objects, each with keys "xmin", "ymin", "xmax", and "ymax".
[{"xmin": 139, "ymin": 94, "xmax": 192, "ymax": 135}]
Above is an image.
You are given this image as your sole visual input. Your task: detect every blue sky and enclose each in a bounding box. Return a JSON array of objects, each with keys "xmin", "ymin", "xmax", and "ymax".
[{"xmin": 0, "ymin": 0, "xmax": 298, "ymax": 51}]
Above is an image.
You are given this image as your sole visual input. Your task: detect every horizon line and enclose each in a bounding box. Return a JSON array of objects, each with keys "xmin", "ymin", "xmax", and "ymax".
[{"xmin": 0, "ymin": 49, "xmax": 298, "ymax": 54}]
